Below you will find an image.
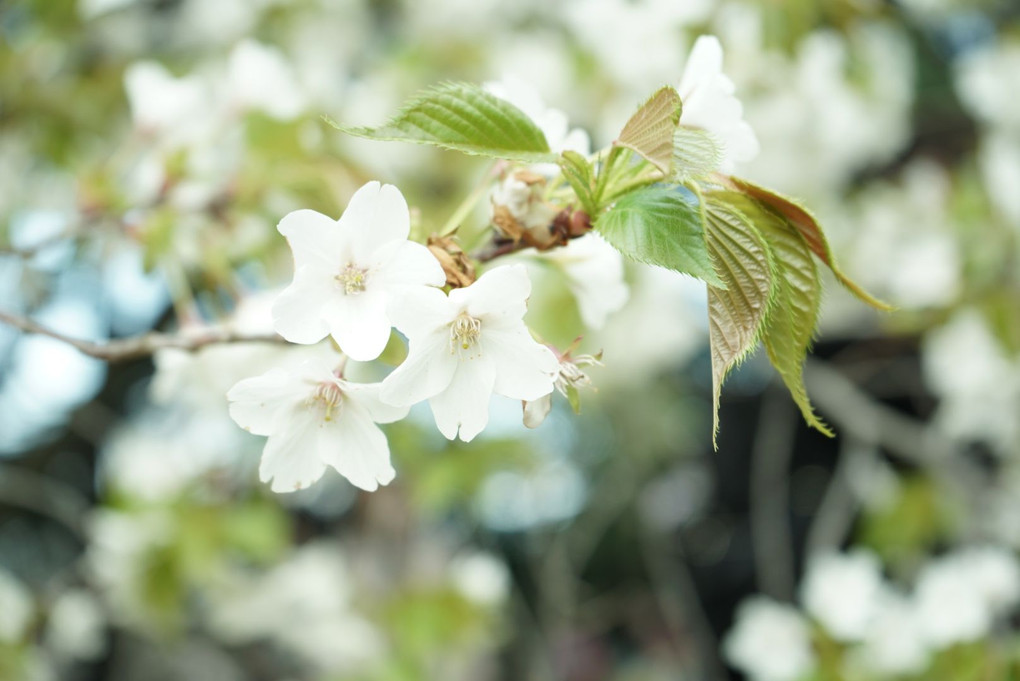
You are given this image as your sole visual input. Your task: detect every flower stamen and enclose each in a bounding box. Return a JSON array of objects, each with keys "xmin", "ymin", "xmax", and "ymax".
[
  {"xmin": 449, "ymin": 313, "xmax": 482, "ymax": 354},
  {"xmin": 336, "ymin": 263, "xmax": 368, "ymax": 295},
  {"xmin": 310, "ymin": 381, "xmax": 344, "ymax": 421}
]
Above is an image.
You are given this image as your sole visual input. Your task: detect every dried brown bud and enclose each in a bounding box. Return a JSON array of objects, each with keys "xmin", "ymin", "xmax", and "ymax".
[
  {"xmin": 491, "ymin": 204, "xmax": 527, "ymax": 243},
  {"xmin": 513, "ymin": 169, "xmax": 547, "ymax": 186},
  {"xmin": 568, "ymin": 209, "xmax": 592, "ymax": 238},
  {"xmin": 427, "ymin": 234, "xmax": 476, "ymax": 288}
]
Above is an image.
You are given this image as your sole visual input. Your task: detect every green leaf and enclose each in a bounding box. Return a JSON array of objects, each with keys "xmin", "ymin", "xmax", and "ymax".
[
  {"xmin": 704, "ymin": 197, "xmax": 776, "ymax": 446},
  {"xmin": 672, "ymin": 127, "xmax": 722, "ymax": 182},
  {"xmin": 326, "ymin": 82, "xmax": 555, "ymax": 163},
  {"xmin": 614, "ymin": 86, "xmax": 682, "ymax": 174},
  {"xmin": 716, "ymin": 192, "xmax": 833, "ymax": 437},
  {"xmin": 558, "ymin": 150, "xmax": 598, "ymax": 215},
  {"xmin": 595, "ymin": 185, "xmax": 722, "ymax": 286},
  {"xmin": 731, "ymin": 177, "xmax": 892, "ymax": 311}
]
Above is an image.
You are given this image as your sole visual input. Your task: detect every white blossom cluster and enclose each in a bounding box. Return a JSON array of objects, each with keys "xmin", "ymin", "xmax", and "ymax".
[
  {"xmin": 724, "ymin": 547, "xmax": 1020, "ymax": 681},
  {"xmin": 220, "ymin": 34, "xmax": 762, "ymax": 495},
  {"xmin": 226, "ymin": 181, "xmax": 566, "ymax": 493}
]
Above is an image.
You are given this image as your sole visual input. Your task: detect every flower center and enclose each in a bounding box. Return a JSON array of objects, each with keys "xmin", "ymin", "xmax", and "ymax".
[
  {"xmin": 309, "ymin": 381, "xmax": 343, "ymax": 421},
  {"xmin": 449, "ymin": 312, "xmax": 482, "ymax": 354},
  {"xmin": 335, "ymin": 263, "xmax": 368, "ymax": 295}
]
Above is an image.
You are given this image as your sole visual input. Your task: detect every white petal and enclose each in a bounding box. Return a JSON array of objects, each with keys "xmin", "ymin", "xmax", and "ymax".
[
  {"xmin": 342, "ymin": 382, "xmax": 410, "ymax": 424},
  {"xmin": 428, "ymin": 357, "xmax": 497, "ymax": 441},
  {"xmin": 338, "ymin": 182, "xmax": 411, "ymax": 261},
  {"xmin": 259, "ymin": 407, "xmax": 328, "ymax": 493},
  {"xmin": 484, "ymin": 325, "xmax": 559, "ymax": 401},
  {"xmin": 725, "ymin": 120, "xmax": 761, "ymax": 165},
  {"xmin": 387, "ymin": 286, "xmax": 455, "ymax": 339},
  {"xmin": 675, "ymin": 34, "xmax": 759, "ymax": 172},
  {"xmin": 318, "ymin": 403, "xmax": 396, "ymax": 492},
  {"xmin": 523, "ymin": 393, "xmax": 552, "ymax": 429},
  {"xmin": 379, "ymin": 331, "xmax": 458, "ymax": 406},
  {"xmin": 456, "ymin": 264, "xmax": 531, "ymax": 323},
  {"xmin": 678, "ymin": 35, "xmax": 724, "ymax": 97},
  {"xmin": 277, "ymin": 209, "xmax": 345, "ymax": 272},
  {"xmin": 547, "ymin": 233, "xmax": 629, "ymax": 329},
  {"xmin": 290, "ymin": 356, "xmax": 342, "ymax": 383},
  {"xmin": 227, "ymin": 368, "xmax": 309, "ymax": 436},
  {"xmin": 561, "ymin": 128, "xmax": 592, "ymax": 156},
  {"xmin": 321, "ymin": 290, "xmax": 392, "ymax": 362},
  {"xmin": 271, "ymin": 267, "xmax": 333, "ymax": 344},
  {"xmin": 373, "ymin": 241, "xmax": 446, "ymax": 289}
]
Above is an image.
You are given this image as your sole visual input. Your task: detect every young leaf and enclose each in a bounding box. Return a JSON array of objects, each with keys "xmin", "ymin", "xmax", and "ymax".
[
  {"xmin": 714, "ymin": 192, "xmax": 832, "ymax": 437},
  {"xmin": 326, "ymin": 82, "xmax": 555, "ymax": 163},
  {"xmin": 730, "ymin": 178, "xmax": 892, "ymax": 311},
  {"xmin": 559, "ymin": 150, "xmax": 598, "ymax": 215},
  {"xmin": 614, "ymin": 86, "xmax": 683, "ymax": 174},
  {"xmin": 704, "ymin": 198, "xmax": 776, "ymax": 446},
  {"xmin": 595, "ymin": 185, "xmax": 722, "ymax": 286},
  {"xmin": 672, "ymin": 127, "xmax": 722, "ymax": 182}
]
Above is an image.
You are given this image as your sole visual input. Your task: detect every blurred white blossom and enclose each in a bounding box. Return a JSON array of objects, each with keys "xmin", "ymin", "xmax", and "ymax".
[
  {"xmin": 723, "ymin": 596, "xmax": 815, "ymax": 681},
  {"xmin": 853, "ymin": 591, "xmax": 929, "ymax": 675},
  {"xmin": 955, "ymin": 42, "xmax": 1020, "ymax": 131},
  {"xmin": 209, "ymin": 542, "xmax": 384, "ymax": 672},
  {"xmin": 45, "ymin": 590, "xmax": 107, "ymax": 661},
  {"xmin": 0, "ymin": 568, "xmax": 33, "ymax": 643},
  {"xmin": 227, "ymin": 39, "xmax": 306, "ymax": 120},
  {"xmin": 800, "ymin": 550, "xmax": 884, "ymax": 642},
  {"xmin": 124, "ymin": 62, "xmax": 211, "ymax": 146},
  {"xmin": 913, "ymin": 548, "xmax": 1020, "ymax": 646},
  {"xmin": 449, "ymin": 552, "xmax": 510, "ymax": 607},
  {"xmin": 923, "ymin": 309, "xmax": 1020, "ymax": 453}
]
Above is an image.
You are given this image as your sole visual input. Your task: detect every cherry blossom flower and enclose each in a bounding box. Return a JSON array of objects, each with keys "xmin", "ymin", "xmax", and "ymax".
[
  {"xmin": 271, "ymin": 181, "xmax": 446, "ymax": 361},
  {"xmin": 380, "ymin": 264, "xmax": 559, "ymax": 442},
  {"xmin": 676, "ymin": 35, "xmax": 760, "ymax": 174},
  {"xmin": 227, "ymin": 359, "xmax": 408, "ymax": 492}
]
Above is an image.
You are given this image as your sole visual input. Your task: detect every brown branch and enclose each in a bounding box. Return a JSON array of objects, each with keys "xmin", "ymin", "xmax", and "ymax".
[
  {"xmin": 0, "ymin": 310, "xmax": 287, "ymax": 363},
  {"xmin": 471, "ymin": 238, "xmax": 523, "ymax": 263},
  {"xmin": 0, "ymin": 232, "xmax": 73, "ymax": 260}
]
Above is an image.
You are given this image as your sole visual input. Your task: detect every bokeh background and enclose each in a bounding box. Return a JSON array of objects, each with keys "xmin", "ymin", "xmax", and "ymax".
[{"xmin": 2, "ymin": 0, "xmax": 1020, "ymax": 679}]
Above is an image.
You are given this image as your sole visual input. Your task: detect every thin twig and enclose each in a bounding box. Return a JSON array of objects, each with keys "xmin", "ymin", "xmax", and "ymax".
[
  {"xmin": 438, "ymin": 161, "xmax": 505, "ymax": 237},
  {"xmin": 636, "ymin": 516, "xmax": 728, "ymax": 681},
  {"xmin": 804, "ymin": 359, "xmax": 946, "ymax": 464},
  {"xmin": 804, "ymin": 358, "xmax": 986, "ymax": 520},
  {"xmin": 0, "ymin": 310, "xmax": 287, "ymax": 363},
  {"xmin": 0, "ymin": 232, "xmax": 74, "ymax": 260},
  {"xmin": 749, "ymin": 388, "xmax": 798, "ymax": 601},
  {"xmin": 805, "ymin": 437, "xmax": 874, "ymax": 556},
  {"xmin": 0, "ymin": 463, "xmax": 92, "ymax": 540}
]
